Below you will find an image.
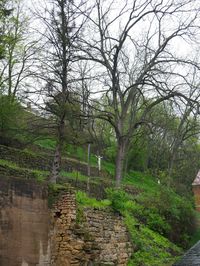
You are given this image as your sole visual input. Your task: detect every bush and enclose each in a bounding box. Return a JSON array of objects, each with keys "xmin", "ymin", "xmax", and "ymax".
[
  {"xmin": 106, "ymin": 185, "xmax": 195, "ymax": 249},
  {"xmin": 0, "ymin": 95, "xmax": 23, "ymax": 137},
  {"xmin": 106, "ymin": 188, "xmax": 131, "ymax": 211},
  {"xmin": 105, "ymin": 189, "xmax": 182, "ymax": 265},
  {"xmin": 136, "ymin": 187, "xmax": 196, "ymax": 247}
]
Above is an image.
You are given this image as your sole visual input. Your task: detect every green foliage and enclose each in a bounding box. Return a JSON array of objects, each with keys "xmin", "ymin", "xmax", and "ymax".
[
  {"xmin": 126, "ymin": 212, "xmax": 181, "ymax": 266},
  {"xmin": 102, "ymin": 160, "xmax": 115, "ymax": 176},
  {"xmin": 123, "ymin": 170, "xmax": 159, "ymax": 193},
  {"xmin": 106, "ymin": 188, "xmax": 182, "ymax": 265},
  {"xmin": 106, "ymin": 188, "xmax": 132, "ymax": 211},
  {"xmin": 34, "ymin": 138, "xmax": 56, "ymax": 150},
  {"xmin": 104, "ymin": 144, "xmax": 117, "ymax": 163},
  {"xmin": 190, "ymin": 212, "xmax": 200, "ymax": 246},
  {"xmin": 61, "ymin": 170, "xmax": 98, "ymax": 183},
  {"xmin": 134, "ymin": 187, "xmax": 195, "ymax": 247},
  {"xmin": 127, "ymin": 137, "xmax": 149, "ymax": 172},
  {"xmin": 0, "ymin": 159, "xmax": 48, "ymax": 182},
  {"xmin": 0, "ymin": 158, "xmax": 18, "ymax": 169},
  {"xmin": 0, "ymin": 0, "xmax": 12, "ymax": 59},
  {"xmin": 62, "ymin": 170, "xmax": 86, "ymax": 180},
  {"xmin": 0, "ymin": 95, "xmax": 23, "ymax": 137},
  {"xmin": 65, "ymin": 144, "xmax": 85, "ymax": 160},
  {"xmin": 76, "ymin": 191, "xmax": 111, "ymax": 208}
]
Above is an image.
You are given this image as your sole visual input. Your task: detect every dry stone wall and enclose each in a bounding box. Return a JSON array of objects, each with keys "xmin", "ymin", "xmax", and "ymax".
[
  {"xmin": 0, "ymin": 144, "xmax": 105, "ymax": 177},
  {"xmin": 51, "ymin": 191, "xmax": 133, "ymax": 266}
]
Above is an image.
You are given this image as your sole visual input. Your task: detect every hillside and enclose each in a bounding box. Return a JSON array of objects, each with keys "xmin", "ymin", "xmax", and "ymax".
[{"xmin": 0, "ymin": 140, "xmax": 198, "ymax": 265}]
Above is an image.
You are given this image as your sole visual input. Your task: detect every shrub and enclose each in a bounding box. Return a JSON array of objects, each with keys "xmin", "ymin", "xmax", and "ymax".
[
  {"xmin": 0, "ymin": 95, "xmax": 23, "ymax": 137},
  {"xmin": 136, "ymin": 187, "xmax": 196, "ymax": 247},
  {"xmin": 106, "ymin": 188, "xmax": 131, "ymax": 212}
]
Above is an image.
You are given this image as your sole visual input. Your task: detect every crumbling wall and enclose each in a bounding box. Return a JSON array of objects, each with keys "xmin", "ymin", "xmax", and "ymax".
[{"xmin": 51, "ymin": 191, "xmax": 133, "ymax": 266}]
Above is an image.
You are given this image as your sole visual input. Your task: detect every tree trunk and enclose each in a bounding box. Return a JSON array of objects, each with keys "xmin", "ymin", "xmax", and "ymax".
[
  {"xmin": 115, "ymin": 138, "xmax": 127, "ymax": 187},
  {"xmin": 49, "ymin": 143, "xmax": 61, "ymax": 183},
  {"xmin": 49, "ymin": 120, "xmax": 65, "ymax": 183},
  {"xmin": 123, "ymin": 156, "xmax": 128, "ymax": 177},
  {"xmin": 168, "ymin": 146, "xmax": 177, "ymax": 178},
  {"xmin": 87, "ymin": 143, "xmax": 91, "ymax": 176},
  {"xmin": 87, "ymin": 143, "xmax": 91, "ymax": 192}
]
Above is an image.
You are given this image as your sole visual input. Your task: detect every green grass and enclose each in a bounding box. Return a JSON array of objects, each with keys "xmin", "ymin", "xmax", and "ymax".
[
  {"xmin": 102, "ymin": 160, "xmax": 115, "ymax": 176},
  {"xmin": 0, "ymin": 141, "xmax": 195, "ymax": 265},
  {"xmin": 105, "ymin": 188, "xmax": 182, "ymax": 265},
  {"xmin": 0, "ymin": 159, "xmax": 49, "ymax": 182},
  {"xmin": 34, "ymin": 138, "xmax": 56, "ymax": 150},
  {"xmin": 60, "ymin": 170, "xmax": 100, "ymax": 184},
  {"xmin": 126, "ymin": 212, "xmax": 182, "ymax": 266},
  {"xmin": 60, "ymin": 170, "xmax": 114, "ymax": 187},
  {"xmin": 61, "ymin": 170, "xmax": 89, "ymax": 182},
  {"xmin": 190, "ymin": 212, "xmax": 200, "ymax": 246},
  {"xmin": 123, "ymin": 170, "xmax": 160, "ymax": 193},
  {"xmin": 76, "ymin": 190, "xmax": 111, "ymax": 208},
  {"xmin": 0, "ymin": 159, "xmax": 19, "ymax": 169}
]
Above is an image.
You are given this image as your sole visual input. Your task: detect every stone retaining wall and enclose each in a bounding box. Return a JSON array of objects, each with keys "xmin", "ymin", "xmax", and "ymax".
[
  {"xmin": 0, "ymin": 145, "xmax": 106, "ymax": 177},
  {"xmin": 51, "ymin": 192, "xmax": 133, "ymax": 265}
]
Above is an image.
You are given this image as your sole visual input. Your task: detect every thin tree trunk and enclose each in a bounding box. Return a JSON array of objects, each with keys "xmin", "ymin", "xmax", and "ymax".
[
  {"xmin": 87, "ymin": 143, "xmax": 91, "ymax": 192},
  {"xmin": 50, "ymin": 143, "xmax": 61, "ymax": 183},
  {"xmin": 87, "ymin": 143, "xmax": 91, "ymax": 176},
  {"xmin": 168, "ymin": 147, "xmax": 177, "ymax": 177},
  {"xmin": 49, "ymin": 120, "xmax": 65, "ymax": 183},
  {"xmin": 115, "ymin": 138, "xmax": 127, "ymax": 187}
]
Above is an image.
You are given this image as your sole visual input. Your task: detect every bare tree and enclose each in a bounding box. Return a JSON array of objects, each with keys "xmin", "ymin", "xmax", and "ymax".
[
  {"xmin": 76, "ymin": 0, "xmax": 200, "ymax": 186},
  {"xmin": 34, "ymin": 0, "xmax": 86, "ymax": 183},
  {"xmin": 168, "ymin": 86, "xmax": 200, "ymax": 177}
]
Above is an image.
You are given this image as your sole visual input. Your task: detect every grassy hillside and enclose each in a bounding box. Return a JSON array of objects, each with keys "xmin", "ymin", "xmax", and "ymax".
[{"xmin": 0, "ymin": 140, "xmax": 198, "ymax": 266}]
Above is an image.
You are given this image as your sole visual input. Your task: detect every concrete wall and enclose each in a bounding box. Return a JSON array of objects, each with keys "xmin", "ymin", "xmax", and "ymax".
[{"xmin": 0, "ymin": 177, "xmax": 50, "ymax": 266}]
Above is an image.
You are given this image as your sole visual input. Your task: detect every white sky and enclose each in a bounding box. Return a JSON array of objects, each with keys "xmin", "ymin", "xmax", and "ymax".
[{"xmin": 18, "ymin": 0, "xmax": 200, "ymax": 110}]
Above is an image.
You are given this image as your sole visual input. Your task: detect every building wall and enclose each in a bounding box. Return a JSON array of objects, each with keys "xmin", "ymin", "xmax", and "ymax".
[{"xmin": 193, "ymin": 185, "xmax": 200, "ymax": 212}]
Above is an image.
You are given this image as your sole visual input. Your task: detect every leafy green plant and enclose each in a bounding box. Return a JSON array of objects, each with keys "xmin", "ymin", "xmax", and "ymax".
[
  {"xmin": 76, "ymin": 191, "xmax": 111, "ymax": 208},
  {"xmin": 106, "ymin": 187, "xmax": 182, "ymax": 265},
  {"xmin": 0, "ymin": 95, "xmax": 23, "ymax": 137},
  {"xmin": 106, "ymin": 188, "xmax": 132, "ymax": 211},
  {"xmin": 125, "ymin": 212, "xmax": 182, "ymax": 266}
]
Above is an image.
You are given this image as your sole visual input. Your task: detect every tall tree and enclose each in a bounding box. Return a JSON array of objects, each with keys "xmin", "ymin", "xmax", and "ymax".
[
  {"xmin": 0, "ymin": 0, "xmax": 38, "ymax": 100},
  {"xmin": 0, "ymin": 0, "xmax": 12, "ymax": 60},
  {"xmin": 36, "ymin": 0, "xmax": 85, "ymax": 183},
  {"xmin": 77, "ymin": 0, "xmax": 200, "ymax": 186}
]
